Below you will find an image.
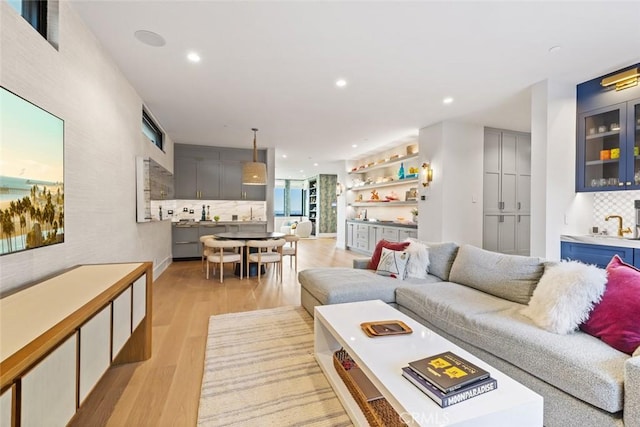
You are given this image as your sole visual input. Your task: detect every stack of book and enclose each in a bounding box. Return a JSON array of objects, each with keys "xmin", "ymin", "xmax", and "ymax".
[{"xmin": 402, "ymin": 351, "xmax": 497, "ymax": 408}]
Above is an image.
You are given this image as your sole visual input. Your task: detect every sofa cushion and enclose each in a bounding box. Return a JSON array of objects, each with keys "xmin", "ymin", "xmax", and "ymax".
[
  {"xmin": 581, "ymin": 255, "xmax": 640, "ymax": 354},
  {"xmin": 415, "ymin": 240, "xmax": 459, "ymax": 281},
  {"xmin": 396, "ymin": 283, "xmax": 627, "ymax": 413},
  {"xmin": 404, "ymin": 239, "xmax": 430, "ymax": 279},
  {"xmin": 448, "ymin": 245, "xmax": 543, "ymax": 304}
]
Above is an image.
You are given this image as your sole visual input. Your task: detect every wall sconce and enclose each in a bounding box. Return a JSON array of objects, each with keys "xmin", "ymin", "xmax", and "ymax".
[
  {"xmin": 601, "ymin": 67, "xmax": 639, "ymax": 91},
  {"xmin": 422, "ymin": 162, "xmax": 433, "ymax": 187},
  {"xmin": 336, "ymin": 182, "xmax": 344, "ymax": 197}
]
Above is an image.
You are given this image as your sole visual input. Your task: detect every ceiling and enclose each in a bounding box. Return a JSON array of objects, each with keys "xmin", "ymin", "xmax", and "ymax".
[{"xmin": 71, "ymin": 1, "xmax": 640, "ymax": 180}]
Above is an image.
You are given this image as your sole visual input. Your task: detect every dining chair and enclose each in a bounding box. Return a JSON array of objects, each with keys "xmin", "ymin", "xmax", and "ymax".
[
  {"xmin": 246, "ymin": 239, "xmax": 286, "ymax": 281},
  {"xmin": 282, "ymin": 234, "xmax": 299, "ymax": 271},
  {"xmin": 204, "ymin": 239, "xmax": 245, "ymax": 282},
  {"xmin": 200, "ymin": 235, "xmax": 215, "ymax": 272}
]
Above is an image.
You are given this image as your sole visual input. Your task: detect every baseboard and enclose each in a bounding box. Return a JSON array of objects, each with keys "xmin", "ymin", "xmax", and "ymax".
[
  {"xmin": 153, "ymin": 255, "xmax": 172, "ymax": 279},
  {"xmin": 316, "ymin": 233, "xmax": 337, "ymax": 238}
]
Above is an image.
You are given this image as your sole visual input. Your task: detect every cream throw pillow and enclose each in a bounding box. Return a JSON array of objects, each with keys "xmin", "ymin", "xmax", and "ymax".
[
  {"xmin": 404, "ymin": 238, "xmax": 430, "ymax": 279},
  {"xmin": 376, "ymin": 247, "xmax": 410, "ymax": 280},
  {"xmin": 521, "ymin": 260, "xmax": 607, "ymax": 334}
]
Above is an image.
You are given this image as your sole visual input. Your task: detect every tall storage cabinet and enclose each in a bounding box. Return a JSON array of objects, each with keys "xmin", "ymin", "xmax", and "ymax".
[
  {"xmin": 483, "ymin": 128, "xmax": 531, "ymax": 255},
  {"xmin": 307, "ymin": 175, "xmax": 337, "ymax": 236}
]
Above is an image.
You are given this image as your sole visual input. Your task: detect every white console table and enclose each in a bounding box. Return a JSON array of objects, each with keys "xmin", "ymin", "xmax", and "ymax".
[{"xmin": 0, "ymin": 262, "xmax": 153, "ymax": 427}]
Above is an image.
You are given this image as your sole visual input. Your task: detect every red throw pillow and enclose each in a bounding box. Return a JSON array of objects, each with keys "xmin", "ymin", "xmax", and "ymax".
[
  {"xmin": 368, "ymin": 239, "xmax": 410, "ymax": 270},
  {"xmin": 580, "ymin": 255, "xmax": 640, "ymax": 354}
]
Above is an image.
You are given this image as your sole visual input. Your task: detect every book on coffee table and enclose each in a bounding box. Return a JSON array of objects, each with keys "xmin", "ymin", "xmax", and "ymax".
[
  {"xmin": 402, "ymin": 367, "xmax": 497, "ymax": 407},
  {"xmin": 408, "ymin": 351, "xmax": 490, "ymax": 393}
]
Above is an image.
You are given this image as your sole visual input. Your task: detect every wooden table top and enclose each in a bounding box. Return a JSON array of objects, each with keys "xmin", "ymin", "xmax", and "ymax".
[{"xmin": 214, "ymin": 231, "xmax": 286, "ymax": 240}]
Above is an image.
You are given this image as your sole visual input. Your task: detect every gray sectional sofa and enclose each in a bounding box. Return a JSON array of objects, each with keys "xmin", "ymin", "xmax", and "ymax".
[{"xmin": 298, "ymin": 242, "xmax": 640, "ymax": 427}]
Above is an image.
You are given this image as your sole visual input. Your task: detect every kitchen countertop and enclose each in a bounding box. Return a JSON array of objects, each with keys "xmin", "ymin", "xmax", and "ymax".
[
  {"xmin": 346, "ymin": 219, "xmax": 417, "ymax": 229},
  {"xmin": 561, "ymin": 234, "xmax": 640, "ymax": 249},
  {"xmin": 172, "ymin": 220, "xmax": 267, "ymax": 227}
]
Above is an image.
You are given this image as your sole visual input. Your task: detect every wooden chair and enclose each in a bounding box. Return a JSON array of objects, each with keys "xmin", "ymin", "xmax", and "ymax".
[
  {"xmin": 204, "ymin": 239, "xmax": 245, "ymax": 282},
  {"xmin": 200, "ymin": 235, "xmax": 215, "ymax": 271},
  {"xmin": 282, "ymin": 234, "xmax": 299, "ymax": 271},
  {"xmin": 246, "ymin": 239, "xmax": 286, "ymax": 281}
]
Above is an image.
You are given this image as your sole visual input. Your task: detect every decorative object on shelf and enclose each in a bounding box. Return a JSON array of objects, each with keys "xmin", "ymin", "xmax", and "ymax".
[
  {"xmin": 411, "ymin": 208, "xmax": 418, "ymax": 223},
  {"xmin": 600, "ymin": 67, "xmax": 639, "ymax": 91},
  {"xmin": 201, "ymin": 205, "xmax": 206, "ymax": 221},
  {"xmin": 336, "ymin": 182, "xmax": 343, "ymax": 196},
  {"xmin": 357, "ymin": 194, "xmax": 363, "ymax": 201},
  {"xmin": 370, "ymin": 189, "xmax": 380, "ymax": 200},
  {"xmin": 422, "ymin": 162, "xmax": 434, "ymax": 187},
  {"xmin": 611, "ymin": 148, "xmax": 621, "ymax": 159},
  {"xmin": 406, "ymin": 188, "xmax": 418, "ymax": 201},
  {"xmin": 600, "ymin": 149, "xmax": 611, "ymax": 160},
  {"xmin": 398, "ymin": 162, "xmax": 405, "ymax": 179},
  {"xmin": 406, "ymin": 144, "xmax": 418, "ymax": 155},
  {"xmin": 206, "ymin": 205, "xmax": 211, "ymax": 220},
  {"xmin": 214, "ymin": 215, "xmax": 220, "ymax": 222},
  {"xmin": 242, "ymin": 128, "xmax": 267, "ymax": 185}
]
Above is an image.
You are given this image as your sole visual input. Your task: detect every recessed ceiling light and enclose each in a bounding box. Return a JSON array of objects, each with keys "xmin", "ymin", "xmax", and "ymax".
[
  {"xmin": 336, "ymin": 79, "xmax": 347, "ymax": 88},
  {"xmin": 352, "ymin": 144, "xmax": 358, "ymax": 148},
  {"xmin": 187, "ymin": 52, "xmax": 201, "ymax": 62},
  {"xmin": 299, "ymin": 169, "xmax": 304, "ymax": 173},
  {"xmin": 314, "ymin": 163, "xmax": 319, "ymax": 166},
  {"xmin": 548, "ymin": 45, "xmax": 561, "ymax": 54},
  {"xmin": 134, "ymin": 30, "xmax": 166, "ymax": 47},
  {"xmin": 282, "ymin": 154, "xmax": 287, "ymax": 159},
  {"xmin": 443, "ymin": 97, "xmax": 454, "ymax": 105}
]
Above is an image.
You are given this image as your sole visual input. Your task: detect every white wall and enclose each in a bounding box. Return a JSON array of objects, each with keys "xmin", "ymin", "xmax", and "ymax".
[
  {"xmin": 530, "ymin": 79, "xmax": 593, "ymax": 260},
  {"xmin": 418, "ymin": 121, "xmax": 484, "ymax": 246},
  {"xmin": 0, "ymin": 3, "xmax": 173, "ymax": 292}
]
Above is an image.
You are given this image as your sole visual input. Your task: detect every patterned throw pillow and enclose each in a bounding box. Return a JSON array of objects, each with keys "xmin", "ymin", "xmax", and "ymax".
[{"xmin": 376, "ymin": 247, "xmax": 410, "ymax": 280}]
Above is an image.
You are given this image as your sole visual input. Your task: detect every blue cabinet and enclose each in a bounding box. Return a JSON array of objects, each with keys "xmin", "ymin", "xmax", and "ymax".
[
  {"xmin": 560, "ymin": 242, "xmax": 634, "ymax": 268},
  {"xmin": 576, "ymin": 63, "xmax": 640, "ymax": 193}
]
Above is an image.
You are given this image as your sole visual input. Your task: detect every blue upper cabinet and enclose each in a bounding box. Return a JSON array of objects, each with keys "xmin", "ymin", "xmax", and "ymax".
[{"xmin": 576, "ymin": 64, "xmax": 640, "ymax": 192}]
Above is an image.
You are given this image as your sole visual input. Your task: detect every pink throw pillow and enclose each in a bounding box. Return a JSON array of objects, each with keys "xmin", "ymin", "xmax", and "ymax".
[
  {"xmin": 368, "ymin": 240, "xmax": 410, "ymax": 270},
  {"xmin": 580, "ymin": 255, "xmax": 640, "ymax": 354}
]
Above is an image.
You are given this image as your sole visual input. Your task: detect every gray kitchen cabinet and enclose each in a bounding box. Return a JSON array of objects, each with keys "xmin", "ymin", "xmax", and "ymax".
[
  {"xmin": 175, "ymin": 144, "xmax": 266, "ymax": 201},
  {"xmin": 174, "ymin": 154, "xmax": 220, "ymax": 199},
  {"xmin": 398, "ymin": 228, "xmax": 418, "ymax": 241},
  {"xmin": 346, "ymin": 222, "xmax": 354, "ymax": 248},
  {"xmin": 367, "ymin": 224, "xmax": 381, "ymax": 253},
  {"xmin": 172, "ymin": 225, "xmax": 200, "ymax": 259},
  {"xmin": 483, "ymin": 214, "xmax": 517, "ymax": 255}
]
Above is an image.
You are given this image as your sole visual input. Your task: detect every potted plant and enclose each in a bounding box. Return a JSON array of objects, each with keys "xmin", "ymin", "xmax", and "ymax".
[{"xmin": 410, "ymin": 208, "xmax": 418, "ymax": 223}]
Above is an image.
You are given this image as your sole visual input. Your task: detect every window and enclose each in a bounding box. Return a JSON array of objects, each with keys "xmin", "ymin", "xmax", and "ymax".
[
  {"xmin": 8, "ymin": 0, "xmax": 48, "ymax": 38},
  {"xmin": 142, "ymin": 110, "xmax": 164, "ymax": 150},
  {"xmin": 274, "ymin": 179, "xmax": 305, "ymax": 217}
]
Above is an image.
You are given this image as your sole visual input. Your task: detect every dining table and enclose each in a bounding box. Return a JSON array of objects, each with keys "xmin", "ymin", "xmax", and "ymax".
[{"xmin": 213, "ymin": 231, "xmax": 286, "ymax": 277}]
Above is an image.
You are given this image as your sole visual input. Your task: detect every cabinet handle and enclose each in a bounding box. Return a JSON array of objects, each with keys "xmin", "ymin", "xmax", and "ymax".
[
  {"xmin": 499, "ymin": 215, "xmax": 504, "ymax": 223},
  {"xmin": 517, "ymin": 215, "xmax": 521, "ymax": 223},
  {"xmin": 627, "ymin": 182, "xmax": 632, "ymax": 186},
  {"xmin": 517, "ymin": 202, "xmax": 521, "ymax": 210},
  {"xmin": 619, "ymin": 182, "xmax": 625, "ymax": 187}
]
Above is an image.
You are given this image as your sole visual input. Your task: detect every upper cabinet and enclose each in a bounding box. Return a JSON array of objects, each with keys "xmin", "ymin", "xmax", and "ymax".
[
  {"xmin": 577, "ymin": 64, "xmax": 640, "ymax": 192},
  {"xmin": 174, "ymin": 144, "xmax": 266, "ymax": 200}
]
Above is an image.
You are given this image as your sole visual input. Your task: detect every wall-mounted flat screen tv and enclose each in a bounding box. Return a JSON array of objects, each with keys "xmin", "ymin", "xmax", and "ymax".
[{"xmin": 0, "ymin": 87, "xmax": 64, "ymax": 255}]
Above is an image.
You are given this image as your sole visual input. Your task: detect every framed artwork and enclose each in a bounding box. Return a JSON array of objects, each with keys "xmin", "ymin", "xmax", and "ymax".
[{"xmin": 0, "ymin": 87, "xmax": 64, "ymax": 255}]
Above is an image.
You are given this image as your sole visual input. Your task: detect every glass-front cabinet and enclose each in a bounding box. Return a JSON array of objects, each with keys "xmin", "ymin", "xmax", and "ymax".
[{"xmin": 577, "ymin": 98, "xmax": 640, "ymax": 192}]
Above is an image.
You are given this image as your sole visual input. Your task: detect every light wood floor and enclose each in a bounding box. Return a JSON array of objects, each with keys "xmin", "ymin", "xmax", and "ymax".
[{"xmin": 70, "ymin": 237, "xmax": 360, "ymax": 427}]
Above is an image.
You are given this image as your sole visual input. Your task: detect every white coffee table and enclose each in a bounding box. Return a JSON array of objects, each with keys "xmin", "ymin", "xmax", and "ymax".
[{"xmin": 314, "ymin": 300, "xmax": 543, "ymax": 426}]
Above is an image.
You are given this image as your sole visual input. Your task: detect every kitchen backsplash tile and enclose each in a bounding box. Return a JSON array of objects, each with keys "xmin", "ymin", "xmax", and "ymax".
[
  {"xmin": 150, "ymin": 200, "xmax": 266, "ymax": 222},
  {"xmin": 593, "ymin": 190, "xmax": 640, "ymax": 235}
]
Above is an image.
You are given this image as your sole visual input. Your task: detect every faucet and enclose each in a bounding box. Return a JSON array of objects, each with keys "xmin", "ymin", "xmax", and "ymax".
[{"xmin": 605, "ymin": 215, "xmax": 632, "ymax": 237}]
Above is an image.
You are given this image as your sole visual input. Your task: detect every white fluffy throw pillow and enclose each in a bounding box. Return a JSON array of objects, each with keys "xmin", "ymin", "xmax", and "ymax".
[
  {"xmin": 376, "ymin": 247, "xmax": 410, "ymax": 280},
  {"xmin": 404, "ymin": 238, "xmax": 430, "ymax": 279},
  {"xmin": 521, "ymin": 260, "xmax": 607, "ymax": 334}
]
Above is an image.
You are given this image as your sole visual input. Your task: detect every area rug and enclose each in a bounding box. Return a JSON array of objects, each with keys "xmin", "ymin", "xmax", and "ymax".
[{"xmin": 197, "ymin": 306, "xmax": 353, "ymax": 426}]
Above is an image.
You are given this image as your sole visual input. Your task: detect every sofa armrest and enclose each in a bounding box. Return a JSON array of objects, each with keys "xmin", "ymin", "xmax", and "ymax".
[
  {"xmin": 625, "ymin": 356, "xmax": 640, "ymax": 427},
  {"xmin": 353, "ymin": 258, "xmax": 371, "ymax": 269}
]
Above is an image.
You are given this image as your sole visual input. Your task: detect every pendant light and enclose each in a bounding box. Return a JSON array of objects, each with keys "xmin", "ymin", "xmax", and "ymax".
[{"xmin": 242, "ymin": 128, "xmax": 267, "ymax": 185}]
